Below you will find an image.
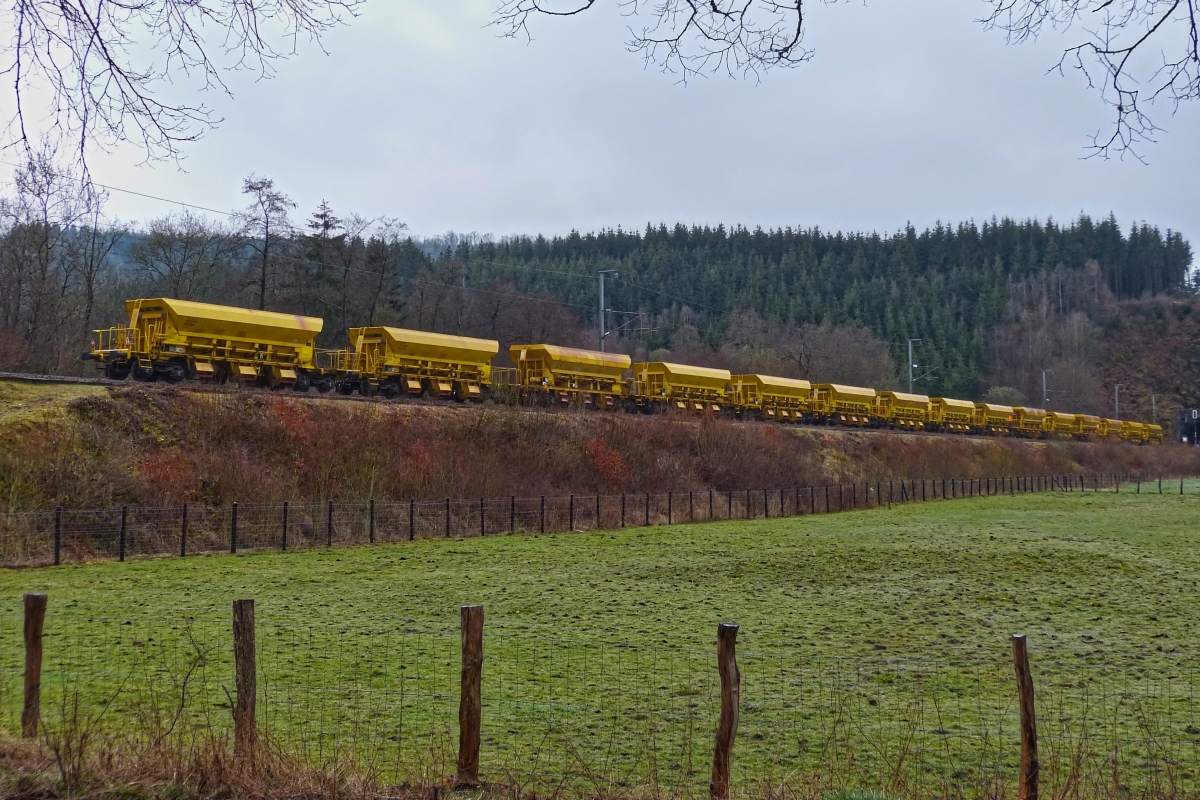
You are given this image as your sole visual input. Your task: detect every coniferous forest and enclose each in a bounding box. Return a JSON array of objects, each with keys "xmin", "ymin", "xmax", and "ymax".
[{"xmin": 0, "ymin": 159, "xmax": 1191, "ymax": 421}]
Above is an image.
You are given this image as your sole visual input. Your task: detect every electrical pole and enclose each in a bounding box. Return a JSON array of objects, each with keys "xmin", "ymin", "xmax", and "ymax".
[
  {"xmin": 1152, "ymin": 394, "xmax": 1158, "ymax": 424},
  {"xmin": 908, "ymin": 339, "xmax": 921, "ymax": 394},
  {"xmin": 1042, "ymin": 370, "xmax": 1051, "ymax": 408},
  {"xmin": 598, "ymin": 270, "xmax": 618, "ymax": 351},
  {"xmin": 1115, "ymin": 384, "xmax": 1124, "ymax": 420}
]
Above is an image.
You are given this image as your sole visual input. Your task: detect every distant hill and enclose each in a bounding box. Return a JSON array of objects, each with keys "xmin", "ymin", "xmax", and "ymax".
[{"xmin": 450, "ymin": 216, "xmax": 1192, "ymax": 406}]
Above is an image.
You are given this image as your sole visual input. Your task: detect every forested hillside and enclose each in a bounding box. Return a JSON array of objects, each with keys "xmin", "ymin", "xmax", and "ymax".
[
  {"xmin": 456, "ymin": 217, "xmax": 1192, "ymax": 406},
  {"xmin": 0, "ymin": 157, "xmax": 1190, "ymax": 421}
]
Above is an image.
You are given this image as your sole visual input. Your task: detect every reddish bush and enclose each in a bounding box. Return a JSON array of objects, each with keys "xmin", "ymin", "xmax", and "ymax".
[{"xmin": 2, "ymin": 385, "xmax": 1198, "ymax": 511}]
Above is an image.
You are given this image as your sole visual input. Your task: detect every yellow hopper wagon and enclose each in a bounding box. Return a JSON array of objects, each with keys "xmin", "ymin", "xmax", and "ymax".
[
  {"xmin": 929, "ymin": 398, "xmax": 974, "ymax": 433},
  {"xmin": 1100, "ymin": 419, "xmax": 1122, "ymax": 440},
  {"xmin": 1147, "ymin": 424, "xmax": 1164, "ymax": 443},
  {"xmin": 1012, "ymin": 407, "xmax": 1049, "ymax": 439},
  {"xmin": 1120, "ymin": 421, "xmax": 1148, "ymax": 444},
  {"xmin": 1074, "ymin": 414, "xmax": 1102, "ymax": 439},
  {"xmin": 876, "ymin": 391, "xmax": 931, "ymax": 430},
  {"xmin": 500, "ymin": 344, "xmax": 631, "ymax": 408},
  {"xmin": 731, "ymin": 374, "xmax": 812, "ymax": 422},
  {"xmin": 1046, "ymin": 411, "xmax": 1077, "ymax": 438},
  {"xmin": 632, "ymin": 362, "xmax": 731, "ymax": 414},
  {"xmin": 973, "ymin": 403, "xmax": 1014, "ymax": 435},
  {"xmin": 85, "ymin": 298, "xmax": 324, "ymax": 389},
  {"xmin": 813, "ymin": 384, "xmax": 876, "ymax": 427},
  {"xmin": 328, "ymin": 327, "xmax": 498, "ymax": 400}
]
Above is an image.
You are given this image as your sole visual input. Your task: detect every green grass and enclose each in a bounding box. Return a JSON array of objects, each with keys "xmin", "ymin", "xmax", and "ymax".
[{"xmin": 3, "ymin": 485, "xmax": 1200, "ymax": 795}]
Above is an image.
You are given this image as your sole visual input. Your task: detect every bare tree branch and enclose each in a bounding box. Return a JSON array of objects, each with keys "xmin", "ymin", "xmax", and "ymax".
[
  {"xmin": 1, "ymin": 1, "xmax": 363, "ymax": 173},
  {"xmin": 493, "ymin": 0, "xmax": 819, "ymax": 79},
  {"xmin": 982, "ymin": 0, "xmax": 1199, "ymax": 159}
]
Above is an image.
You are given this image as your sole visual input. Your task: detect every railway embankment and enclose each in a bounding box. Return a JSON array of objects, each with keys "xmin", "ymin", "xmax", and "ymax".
[{"xmin": 1, "ymin": 379, "xmax": 1195, "ymax": 512}]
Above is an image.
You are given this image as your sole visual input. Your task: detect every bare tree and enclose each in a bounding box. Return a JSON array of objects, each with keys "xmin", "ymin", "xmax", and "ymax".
[
  {"xmin": 2, "ymin": 1, "xmax": 362, "ymax": 170},
  {"xmin": 494, "ymin": 1, "xmax": 813, "ymax": 77},
  {"xmin": 983, "ymin": 1, "xmax": 1199, "ymax": 158},
  {"xmin": 237, "ymin": 175, "xmax": 295, "ymax": 310},
  {"xmin": 129, "ymin": 212, "xmax": 241, "ymax": 301},
  {"xmin": 362, "ymin": 218, "xmax": 409, "ymax": 326},
  {"xmin": 499, "ymin": 1, "xmax": 1198, "ymax": 156},
  {"xmin": 0, "ymin": 149, "xmax": 122, "ymax": 372}
]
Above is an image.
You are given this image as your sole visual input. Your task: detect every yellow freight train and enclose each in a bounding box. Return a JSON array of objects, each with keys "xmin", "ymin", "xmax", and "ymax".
[{"xmin": 85, "ymin": 298, "xmax": 1163, "ymax": 444}]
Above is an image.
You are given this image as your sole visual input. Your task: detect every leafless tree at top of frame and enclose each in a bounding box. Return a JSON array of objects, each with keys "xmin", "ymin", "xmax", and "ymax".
[
  {"xmin": 982, "ymin": 0, "xmax": 1199, "ymax": 159},
  {"xmin": 3, "ymin": 0, "xmax": 362, "ymax": 171},
  {"xmin": 493, "ymin": 0, "xmax": 818, "ymax": 78}
]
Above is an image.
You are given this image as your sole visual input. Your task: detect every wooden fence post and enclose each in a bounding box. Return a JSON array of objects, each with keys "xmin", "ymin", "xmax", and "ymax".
[
  {"xmin": 22, "ymin": 593, "xmax": 47, "ymax": 738},
  {"xmin": 181, "ymin": 503, "xmax": 189, "ymax": 556},
  {"xmin": 370, "ymin": 498, "xmax": 376, "ymax": 543},
  {"xmin": 1013, "ymin": 633, "xmax": 1039, "ymax": 800},
  {"xmin": 570, "ymin": 494, "xmax": 576, "ymax": 530},
  {"xmin": 457, "ymin": 604, "xmax": 484, "ymax": 786},
  {"xmin": 53, "ymin": 507, "xmax": 61, "ymax": 566},
  {"xmin": 233, "ymin": 599, "xmax": 256, "ymax": 759},
  {"xmin": 511, "ymin": 496, "xmax": 516, "ymax": 532},
  {"xmin": 118, "ymin": 504, "xmax": 127, "ymax": 562},
  {"xmin": 231, "ymin": 502, "xmax": 238, "ymax": 554},
  {"xmin": 542, "ymin": 496, "xmax": 547, "ymax": 533},
  {"xmin": 480, "ymin": 497, "xmax": 485, "ymax": 536},
  {"xmin": 445, "ymin": 497, "xmax": 451, "ymax": 537},
  {"xmin": 327, "ymin": 500, "xmax": 334, "ymax": 547},
  {"xmin": 710, "ymin": 622, "xmax": 740, "ymax": 800},
  {"xmin": 281, "ymin": 501, "xmax": 288, "ymax": 551},
  {"xmin": 409, "ymin": 499, "xmax": 416, "ymax": 540}
]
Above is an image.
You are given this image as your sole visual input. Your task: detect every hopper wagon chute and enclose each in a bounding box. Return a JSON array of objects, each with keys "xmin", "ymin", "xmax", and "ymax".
[
  {"xmin": 877, "ymin": 391, "xmax": 931, "ymax": 430},
  {"xmin": 633, "ymin": 362, "xmax": 731, "ymax": 414},
  {"xmin": 330, "ymin": 327, "xmax": 499, "ymax": 400},
  {"xmin": 813, "ymin": 384, "xmax": 876, "ymax": 427},
  {"xmin": 85, "ymin": 298, "xmax": 325, "ymax": 389},
  {"xmin": 973, "ymin": 403, "xmax": 1014, "ymax": 435},
  {"xmin": 929, "ymin": 397, "xmax": 975, "ymax": 433},
  {"xmin": 501, "ymin": 344, "xmax": 631, "ymax": 408},
  {"xmin": 1147, "ymin": 423, "xmax": 1164, "ymax": 443},
  {"xmin": 731, "ymin": 374, "xmax": 812, "ymax": 422}
]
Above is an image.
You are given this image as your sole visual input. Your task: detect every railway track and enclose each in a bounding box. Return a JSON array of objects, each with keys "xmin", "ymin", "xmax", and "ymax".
[{"xmin": 0, "ymin": 369, "xmax": 1072, "ymax": 445}]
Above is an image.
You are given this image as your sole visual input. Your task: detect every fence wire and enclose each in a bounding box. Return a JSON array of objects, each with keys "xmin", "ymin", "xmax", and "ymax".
[
  {"xmin": 1, "ymin": 606, "xmax": 1198, "ymax": 798},
  {"xmin": 0, "ymin": 472, "xmax": 1156, "ymax": 567}
]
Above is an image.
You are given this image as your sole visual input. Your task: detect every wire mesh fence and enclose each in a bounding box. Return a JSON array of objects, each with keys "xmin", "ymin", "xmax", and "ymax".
[
  {"xmin": 0, "ymin": 472, "xmax": 1164, "ymax": 568},
  {"xmin": 2, "ymin": 603, "xmax": 1199, "ymax": 798}
]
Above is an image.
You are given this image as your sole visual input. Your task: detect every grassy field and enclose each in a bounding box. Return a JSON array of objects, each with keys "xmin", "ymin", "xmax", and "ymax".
[{"xmin": 2, "ymin": 486, "xmax": 1200, "ymax": 796}]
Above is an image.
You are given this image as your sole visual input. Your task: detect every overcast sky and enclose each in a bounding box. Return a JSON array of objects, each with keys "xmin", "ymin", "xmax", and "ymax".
[{"xmin": 76, "ymin": 1, "xmax": 1200, "ymax": 246}]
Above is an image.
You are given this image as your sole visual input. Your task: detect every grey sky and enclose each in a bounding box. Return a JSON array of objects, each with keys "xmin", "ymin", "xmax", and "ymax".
[{"xmin": 81, "ymin": 1, "xmax": 1200, "ymax": 245}]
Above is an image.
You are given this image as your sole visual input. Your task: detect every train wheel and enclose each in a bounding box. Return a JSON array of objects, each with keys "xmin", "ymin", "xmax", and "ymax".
[
  {"xmin": 162, "ymin": 362, "xmax": 186, "ymax": 384},
  {"xmin": 104, "ymin": 361, "xmax": 130, "ymax": 381},
  {"xmin": 336, "ymin": 381, "xmax": 354, "ymax": 396},
  {"xmin": 381, "ymin": 380, "xmax": 401, "ymax": 399}
]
